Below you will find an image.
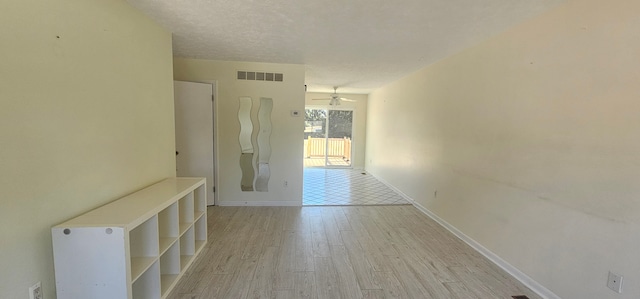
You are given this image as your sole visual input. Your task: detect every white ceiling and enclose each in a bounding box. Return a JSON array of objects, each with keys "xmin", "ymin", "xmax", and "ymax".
[{"xmin": 127, "ymin": 0, "xmax": 563, "ymax": 94}]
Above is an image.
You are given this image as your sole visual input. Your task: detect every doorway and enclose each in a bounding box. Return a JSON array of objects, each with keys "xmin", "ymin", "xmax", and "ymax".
[
  {"xmin": 304, "ymin": 108, "xmax": 353, "ymax": 168},
  {"xmin": 174, "ymin": 80, "xmax": 216, "ymax": 205}
]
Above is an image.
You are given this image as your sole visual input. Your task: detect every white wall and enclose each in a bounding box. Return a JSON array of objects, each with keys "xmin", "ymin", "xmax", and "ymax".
[
  {"xmin": 304, "ymin": 92, "xmax": 368, "ymax": 168},
  {"xmin": 174, "ymin": 59, "xmax": 305, "ymax": 205},
  {"xmin": 0, "ymin": 1, "xmax": 175, "ymax": 298},
  {"xmin": 366, "ymin": 0, "xmax": 640, "ymax": 298}
]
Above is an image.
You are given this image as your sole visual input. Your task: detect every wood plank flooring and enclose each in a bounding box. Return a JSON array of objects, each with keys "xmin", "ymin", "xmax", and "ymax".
[{"xmin": 168, "ymin": 206, "xmax": 540, "ymax": 299}]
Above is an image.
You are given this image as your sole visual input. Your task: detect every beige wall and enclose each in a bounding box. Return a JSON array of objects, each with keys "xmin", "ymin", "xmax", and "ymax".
[
  {"xmin": 0, "ymin": 1, "xmax": 175, "ymax": 298},
  {"xmin": 366, "ymin": 0, "xmax": 640, "ymax": 298},
  {"xmin": 304, "ymin": 92, "xmax": 368, "ymax": 168},
  {"xmin": 174, "ymin": 59, "xmax": 305, "ymax": 205}
]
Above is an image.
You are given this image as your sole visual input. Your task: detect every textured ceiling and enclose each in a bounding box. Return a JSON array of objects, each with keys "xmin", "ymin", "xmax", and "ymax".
[{"xmin": 127, "ymin": 0, "xmax": 563, "ymax": 94}]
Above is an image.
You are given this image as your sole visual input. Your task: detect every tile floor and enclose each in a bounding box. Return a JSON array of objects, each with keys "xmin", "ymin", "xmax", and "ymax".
[
  {"xmin": 303, "ymin": 168, "xmax": 411, "ymax": 206},
  {"xmin": 303, "ymin": 156, "xmax": 350, "ymax": 167}
]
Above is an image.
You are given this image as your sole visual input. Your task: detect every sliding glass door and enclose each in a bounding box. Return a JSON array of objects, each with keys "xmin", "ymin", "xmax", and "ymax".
[{"xmin": 304, "ymin": 108, "xmax": 353, "ymax": 167}]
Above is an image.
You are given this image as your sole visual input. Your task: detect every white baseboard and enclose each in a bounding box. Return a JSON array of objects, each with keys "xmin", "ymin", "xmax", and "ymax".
[
  {"xmin": 215, "ymin": 200, "xmax": 301, "ymax": 207},
  {"xmin": 368, "ymin": 173, "xmax": 416, "ymax": 205},
  {"xmin": 368, "ymin": 172, "xmax": 560, "ymax": 299}
]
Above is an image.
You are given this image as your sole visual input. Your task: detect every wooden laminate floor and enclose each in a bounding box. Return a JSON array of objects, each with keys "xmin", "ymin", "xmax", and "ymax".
[{"xmin": 168, "ymin": 205, "xmax": 540, "ymax": 299}]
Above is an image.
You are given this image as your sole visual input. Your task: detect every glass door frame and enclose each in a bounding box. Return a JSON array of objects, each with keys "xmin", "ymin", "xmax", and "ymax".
[{"xmin": 304, "ymin": 105, "xmax": 355, "ymax": 168}]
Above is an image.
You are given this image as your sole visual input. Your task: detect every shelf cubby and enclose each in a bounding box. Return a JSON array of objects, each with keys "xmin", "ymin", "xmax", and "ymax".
[
  {"xmin": 158, "ymin": 203, "xmax": 179, "ymax": 255},
  {"xmin": 130, "ymin": 215, "xmax": 159, "ymax": 282},
  {"xmin": 179, "ymin": 192, "xmax": 195, "ymax": 224},
  {"xmin": 160, "ymin": 242, "xmax": 180, "ymax": 296},
  {"xmin": 132, "ymin": 261, "xmax": 161, "ymax": 299},
  {"xmin": 194, "ymin": 184, "xmax": 206, "ymax": 213},
  {"xmin": 180, "ymin": 226, "xmax": 195, "ymax": 270}
]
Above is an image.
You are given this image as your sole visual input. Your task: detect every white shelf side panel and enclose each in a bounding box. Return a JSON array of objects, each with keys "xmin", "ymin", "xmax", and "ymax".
[{"xmin": 52, "ymin": 227, "xmax": 128, "ymax": 299}]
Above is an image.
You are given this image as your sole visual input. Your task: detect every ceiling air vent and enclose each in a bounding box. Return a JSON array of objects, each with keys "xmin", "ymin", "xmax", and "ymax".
[{"xmin": 237, "ymin": 71, "xmax": 283, "ymax": 82}]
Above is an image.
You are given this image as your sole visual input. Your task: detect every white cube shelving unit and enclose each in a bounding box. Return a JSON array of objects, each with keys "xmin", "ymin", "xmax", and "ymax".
[{"xmin": 52, "ymin": 177, "xmax": 207, "ymax": 299}]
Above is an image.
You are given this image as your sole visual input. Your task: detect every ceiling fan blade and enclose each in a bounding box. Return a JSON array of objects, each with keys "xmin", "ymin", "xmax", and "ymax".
[
  {"xmin": 340, "ymin": 97, "xmax": 356, "ymax": 102},
  {"xmin": 312, "ymin": 98, "xmax": 333, "ymax": 101}
]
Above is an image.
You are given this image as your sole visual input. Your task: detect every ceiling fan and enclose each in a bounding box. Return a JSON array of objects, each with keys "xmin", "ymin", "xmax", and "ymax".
[{"xmin": 312, "ymin": 87, "xmax": 355, "ymax": 106}]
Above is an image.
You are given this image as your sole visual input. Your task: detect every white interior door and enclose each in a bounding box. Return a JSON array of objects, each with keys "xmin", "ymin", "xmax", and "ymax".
[{"xmin": 174, "ymin": 81, "xmax": 216, "ymax": 205}]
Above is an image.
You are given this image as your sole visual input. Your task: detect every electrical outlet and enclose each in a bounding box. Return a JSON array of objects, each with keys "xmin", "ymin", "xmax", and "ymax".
[
  {"xmin": 607, "ymin": 271, "xmax": 623, "ymax": 293},
  {"xmin": 29, "ymin": 281, "xmax": 43, "ymax": 299},
  {"xmin": 283, "ymin": 180, "xmax": 288, "ymax": 188}
]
